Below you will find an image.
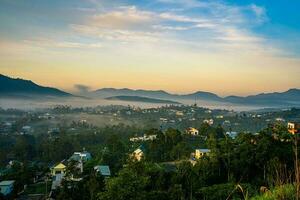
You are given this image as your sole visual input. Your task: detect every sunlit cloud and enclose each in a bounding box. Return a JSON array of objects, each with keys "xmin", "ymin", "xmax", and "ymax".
[
  {"xmin": 68, "ymin": 3, "xmax": 270, "ymax": 55},
  {"xmin": 22, "ymin": 38, "xmax": 103, "ymax": 49},
  {"xmin": 0, "ymin": 0, "xmax": 299, "ymax": 95}
]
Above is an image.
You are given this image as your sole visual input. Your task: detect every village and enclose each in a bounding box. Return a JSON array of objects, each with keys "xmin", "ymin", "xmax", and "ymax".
[{"xmin": 0, "ymin": 106, "xmax": 300, "ymax": 199}]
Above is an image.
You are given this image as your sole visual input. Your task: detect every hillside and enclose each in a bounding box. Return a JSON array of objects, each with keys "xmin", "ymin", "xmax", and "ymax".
[{"xmin": 0, "ymin": 74, "xmax": 72, "ymax": 98}]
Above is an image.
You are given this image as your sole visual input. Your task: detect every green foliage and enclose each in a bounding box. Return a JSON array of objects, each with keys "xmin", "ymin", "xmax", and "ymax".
[
  {"xmin": 146, "ymin": 128, "xmax": 191, "ymax": 162},
  {"xmin": 23, "ymin": 181, "xmax": 51, "ymax": 195},
  {"xmin": 251, "ymin": 184, "xmax": 296, "ymax": 200},
  {"xmin": 98, "ymin": 163, "xmax": 150, "ymax": 200},
  {"xmin": 56, "ymin": 171, "xmax": 105, "ymax": 200},
  {"xmin": 197, "ymin": 183, "xmax": 254, "ymax": 200}
]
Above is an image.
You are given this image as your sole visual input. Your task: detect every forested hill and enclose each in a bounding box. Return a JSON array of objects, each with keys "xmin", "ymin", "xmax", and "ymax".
[{"xmin": 0, "ymin": 74, "xmax": 72, "ymax": 98}]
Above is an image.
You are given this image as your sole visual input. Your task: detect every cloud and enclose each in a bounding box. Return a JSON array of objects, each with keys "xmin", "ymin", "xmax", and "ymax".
[
  {"xmin": 159, "ymin": 12, "xmax": 206, "ymax": 23},
  {"xmin": 23, "ymin": 38, "xmax": 103, "ymax": 49},
  {"xmin": 71, "ymin": 24, "xmax": 161, "ymax": 43},
  {"xmin": 89, "ymin": 6, "xmax": 156, "ymax": 30},
  {"xmin": 69, "ymin": 2, "xmax": 269, "ymax": 53},
  {"xmin": 249, "ymin": 4, "xmax": 267, "ymax": 24},
  {"xmin": 12, "ymin": 0, "xmax": 271, "ymax": 56},
  {"xmin": 152, "ymin": 25, "xmax": 191, "ymax": 31},
  {"xmin": 156, "ymin": 0, "xmax": 211, "ymax": 8},
  {"xmin": 74, "ymin": 84, "xmax": 91, "ymax": 94}
]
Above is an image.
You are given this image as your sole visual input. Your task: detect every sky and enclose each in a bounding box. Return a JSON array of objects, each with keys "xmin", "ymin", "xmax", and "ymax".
[{"xmin": 0, "ymin": 0, "xmax": 300, "ymax": 96}]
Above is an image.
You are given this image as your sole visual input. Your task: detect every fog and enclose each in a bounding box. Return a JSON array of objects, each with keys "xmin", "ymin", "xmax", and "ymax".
[{"xmin": 0, "ymin": 97, "xmax": 268, "ymax": 111}]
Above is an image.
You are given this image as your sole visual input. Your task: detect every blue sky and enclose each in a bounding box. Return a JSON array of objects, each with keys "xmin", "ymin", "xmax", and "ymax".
[{"xmin": 0, "ymin": 0, "xmax": 299, "ymax": 95}]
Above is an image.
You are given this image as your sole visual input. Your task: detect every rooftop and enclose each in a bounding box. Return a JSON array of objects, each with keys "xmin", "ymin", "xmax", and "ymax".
[
  {"xmin": 196, "ymin": 149, "xmax": 211, "ymax": 153},
  {"xmin": 94, "ymin": 165, "xmax": 111, "ymax": 176},
  {"xmin": 0, "ymin": 180, "xmax": 15, "ymax": 186},
  {"xmin": 53, "ymin": 163, "xmax": 66, "ymax": 169}
]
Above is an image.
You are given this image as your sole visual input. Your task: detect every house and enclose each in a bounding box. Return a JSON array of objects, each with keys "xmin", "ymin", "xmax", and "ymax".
[
  {"xmin": 21, "ymin": 126, "xmax": 32, "ymax": 135},
  {"xmin": 203, "ymin": 119, "xmax": 214, "ymax": 125},
  {"xmin": 80, "ymin": 119, "xmax": 87, "ymax": 123},
  {"xmin": 131, "ymin": 147, "xmax": 144, "ymax": 161},
  {"xmin": 205, "ymin": 110, "xmax": 212, "ymax": 114},
  {"xmin": 226, "ymin": 131, "xmax": 238, "ymax": 139},
  {"xmin": 51, "ymin": 163, "xmax": 66, "ymax": 190},
  {"xmin": 130, "ymin": 134, "xmax": 157, "ymax": 142},
  {"xmin": 94, "ymin": 165, "xmax": 111, "ymax": 177},
  {"xmin": 187, "ymin": 127, "xmax": 199, "ymax": 136},
  {"xmin": 51, "ymin": 163, "xmax": 66, "ymax": 176},
  {"xmin": 159, "ymin": 118, "xmax": 168, "ymax": 123},
  {"xmin": 288, "ymin": 122, "xmax": 300, "ymax": 135},
  {"xmin": 68, "ymin": 151, "xmax": 92, "ymax": 173},
  {"xmin": 223, "ymin": 120, "xmax": 231, "ymax": 125},
  {"xmin": 275, "ymin": 118, "xmax": 285, "ymax": 122},
  {"xmin": 176, "ymin": 111, "xmax": 184, "ymax": 116},
  {"xmin": 195, "ymin": 149, "xmax": 211, "ymax": 159},
  {"xmin": 0, "ymin": 180, "xmax": 15, "ymax": 196},
  {"xmin": 69, "ymin": 151, "xmax": 92, "ymax": 162},
  {"xmin": 0, "ymin": 122, "xmax": 12, "ymax": 133}
]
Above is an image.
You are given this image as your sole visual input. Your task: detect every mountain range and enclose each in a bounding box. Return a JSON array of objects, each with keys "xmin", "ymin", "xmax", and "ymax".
[
  {"xmin": 93, "ymin": 87, "xmax": 300, "ymax": 106},
  {"xmin": 0, "ymin": 74, "xmax": 299, "ymax": 106},
  {"xmin": 0, "ymin": 74, "xmax": 72, "ymax": 99},
  {"xmin": 105, "ymin": 95, "xmax": 181, "ymax": 104},
  {"xmin": 93, "ymin": 88, "xmax": 222, "ymax": 101}
]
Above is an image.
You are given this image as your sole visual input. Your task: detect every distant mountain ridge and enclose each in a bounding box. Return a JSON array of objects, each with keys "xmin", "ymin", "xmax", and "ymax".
[
  {"xmin": 225, "ymin": 88, "xmax": 300, "ymax": 105},
  {"xmin": 94, "ymin": 87, "xmax": 300, "ymax": 106},
  {"xmin": 0, "ymin": 74, "xmax": 299, "ymax": 106},
  {"xmin": 94, "ymin": 88, "xmax": 172, "ymax": 99},
  {"xmin": 93, "ymin": 88, "xmax": 223, "ymax": 101},
  {"xmin": 105, "ymin": 95, "xmax": 181, "ymax": 104},
  {"xmin": 0, "ymin": 74, "xmax": 72, "ymax": 98}
]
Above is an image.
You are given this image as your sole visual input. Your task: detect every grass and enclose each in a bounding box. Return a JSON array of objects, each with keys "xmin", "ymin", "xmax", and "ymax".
[{"xmin": 250, "ymin": 184, "xmax": 296, "ymax": 200}]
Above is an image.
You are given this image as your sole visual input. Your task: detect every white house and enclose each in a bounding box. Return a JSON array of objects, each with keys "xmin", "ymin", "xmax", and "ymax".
[
  {"xmin": 159, "ymin": 118, "xmax": 168, "ymax": 122},
  {"xmin": 0, "ymin": 180, "xmax": 14, "ymax": 196},
  {"xmin": 203, "ymin": 119, "xmax": 214, "ymax": 125},
  {"xmin": 130, "ymin": 134, "xmax": 157, "ymax": 142},
  {"xmin": 276, "ymin": 118, "xmax": 285, "ymax": 122},
  {"xmin": 21, "ymin": 125, "xmax": 32, "ymax": 134},
  {"xmin": 226, "ymin": 131, "xmax": 238, "ymax": 139},
  {"xmin": 69, "ymin": 151, "xmax": 92, "ymax": 173},
  {"xmin": 69, "ymin": 151, "xmax": 92, "ymax": 162}
]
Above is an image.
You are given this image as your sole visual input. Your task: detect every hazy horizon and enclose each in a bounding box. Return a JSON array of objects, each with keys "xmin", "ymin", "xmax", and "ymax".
[
  {"xmin": 1, "ymin": 0, "xmax": 300, "ymax": 96},
  {"xmin": 1, "ymin": 73, "xmax": 299, "ymax": 98}
]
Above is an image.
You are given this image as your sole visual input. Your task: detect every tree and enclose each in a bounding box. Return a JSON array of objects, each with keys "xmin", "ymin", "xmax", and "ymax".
[{"xmin": 98, "ymin": 166, "xmax": 149, "ymax": 200}]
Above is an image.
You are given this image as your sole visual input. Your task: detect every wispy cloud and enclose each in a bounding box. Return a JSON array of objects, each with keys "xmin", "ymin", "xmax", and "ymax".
[
  {"xmin": 68, "ymin": 2, "xmax": 270, "ymax": 55},
  {"xmin": 156, "ymin": 0, "xmax": 212, "ymax": 8},
  {"xmin": 90, "ymin": 6, "xmax": 155, "ymax": 30},
  {"xmin": 23, "ymin": 38, "xmax": 103, "ymax": 49},
  {"xmin": 1, "ymin": 0, "xmax": 299, "ymax": 95}
]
